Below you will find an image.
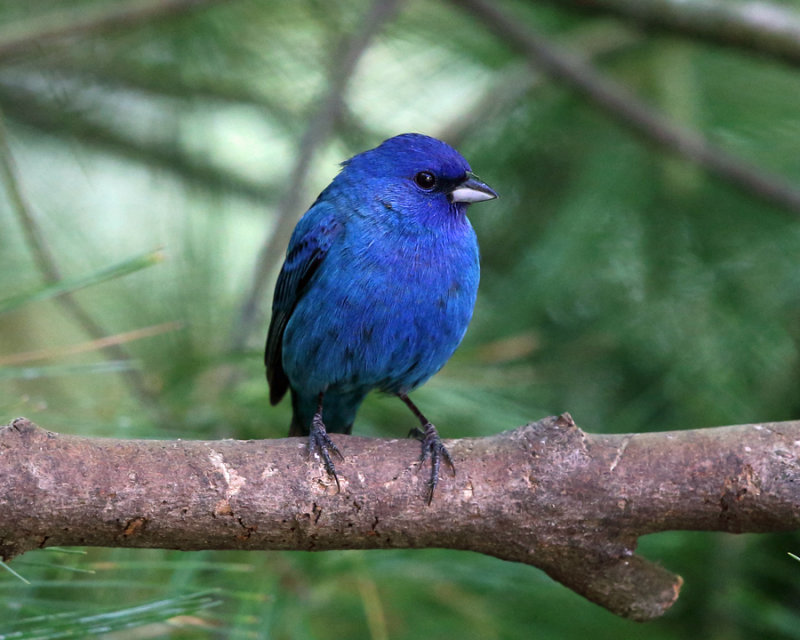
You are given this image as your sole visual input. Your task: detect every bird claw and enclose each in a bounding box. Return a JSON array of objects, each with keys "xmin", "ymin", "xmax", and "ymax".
[
  {"xmin": 308, "ymin": 414, "xmax": 343, "ymax": 491},
  {"xmin": 410, "ymin": 422, "xmax": 455, "ymax": 504}
]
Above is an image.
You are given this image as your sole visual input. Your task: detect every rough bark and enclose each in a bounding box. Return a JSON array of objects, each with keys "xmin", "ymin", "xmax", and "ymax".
[{"xmin": 1, "ymin": 415, "xmax": 799, "ymax": 621}]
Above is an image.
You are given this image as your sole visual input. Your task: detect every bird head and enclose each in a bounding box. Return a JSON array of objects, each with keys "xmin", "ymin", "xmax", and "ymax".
[{"xmin": 337, "ymin": 133, "xmax": 497, "ymax": 227}]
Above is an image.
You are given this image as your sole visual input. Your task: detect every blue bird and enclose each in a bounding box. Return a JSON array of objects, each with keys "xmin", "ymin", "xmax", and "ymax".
[{"xmin": 265, "ymin": 133, "xmax": 497, "ymax": 501}]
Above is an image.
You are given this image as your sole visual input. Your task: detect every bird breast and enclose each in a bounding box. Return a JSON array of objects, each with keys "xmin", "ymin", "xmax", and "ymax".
[{"xmin": 282, "ymin": 220, "xmax": 479, "ymax": 395}]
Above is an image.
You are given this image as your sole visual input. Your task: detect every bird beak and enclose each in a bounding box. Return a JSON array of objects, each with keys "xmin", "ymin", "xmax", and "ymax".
[{"xmin": 449, "ymin": 172, "xmax": 498, "ymax": 204}]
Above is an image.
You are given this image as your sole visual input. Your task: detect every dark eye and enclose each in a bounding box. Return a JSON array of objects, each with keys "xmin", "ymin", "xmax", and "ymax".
[{"xmin": 414, "ymin": 171, "xmax": 436, "ymax": 190}]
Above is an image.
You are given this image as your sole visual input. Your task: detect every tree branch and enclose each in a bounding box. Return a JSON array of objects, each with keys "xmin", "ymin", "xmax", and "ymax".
[
  {"xmin": 544, "ymin": 0, "xmax": 800, "ymax": 69},
  {"xmin": 451, "ymin": 0, "xmax": 800, "ymax": 217},
  {"xmin": 0, "ymin": 111, "xmax": 162, "ymax": 415},
  {"xmin": 0, "ymin": 84, "xmax": 279, "ymax": 204},
  {"xmin": 2, "ymin": 415, "xmax": 798, "ymax": 621},
  {"xmin": 231, "ymin": 0, "xmax": 404, "ymax": 350},
  {"xmin": 439, "ymin": 24, "xmax": 643, "ymax": 147},
  {"xmin": 0, "ymin": 0, "xmax": 229, "ymax": 63}
]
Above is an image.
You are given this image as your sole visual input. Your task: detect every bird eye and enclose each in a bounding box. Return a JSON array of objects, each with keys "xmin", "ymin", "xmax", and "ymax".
[{"xmin": 414, "ymin": 171, "xmax": 436, "ymax": 190}]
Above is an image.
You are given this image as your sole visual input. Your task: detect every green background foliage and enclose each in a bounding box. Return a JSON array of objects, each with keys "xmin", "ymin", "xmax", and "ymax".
[{"xmin": 1, "ymin": 0, "xmax": 799, "ymax": 637}]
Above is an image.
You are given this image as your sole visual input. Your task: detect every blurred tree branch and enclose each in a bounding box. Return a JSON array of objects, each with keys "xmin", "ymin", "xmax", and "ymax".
[
  {"xmin": 453, "ymin": 0, "xmax": 800, "ymax": 216},
  {"xmin": 544, "ymin": 0, "xmax": 800, "ymax": 68},
  {"xmin": 0, "ymin": 84, "xmax": 280, "ymax": 204},
  {"xmin": 0, "ymin": 0, "xmax": 229, "ymax": 63},
  {"xmin": 27, "ymin": 57, "xmax": 301, "ymax": 132},
  {"xmin": 439, "ymin": 23, "xmax": 643, "ymax": 146},
  {"xmin": 0, "ymin": 112, "xmax": 161, "ymax": 413},
  {"xmin": 2, "ymin": 414, "xmax": 798, "ymax": 622},
  {"xmin": 231, "ymin": 0, "xmax": 404, "ymax": 350}
]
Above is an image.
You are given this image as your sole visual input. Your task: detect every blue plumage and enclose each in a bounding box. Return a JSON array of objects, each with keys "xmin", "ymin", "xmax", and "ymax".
[{"xmin": 265, "ymin": 133, "xmax": 497, "ymax": 500}]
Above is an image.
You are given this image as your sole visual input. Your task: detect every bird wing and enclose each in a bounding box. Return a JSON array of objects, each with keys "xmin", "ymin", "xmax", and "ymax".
[{"xmin": 265, "ymin": 202, "xmax": 342, "ymax": 405}]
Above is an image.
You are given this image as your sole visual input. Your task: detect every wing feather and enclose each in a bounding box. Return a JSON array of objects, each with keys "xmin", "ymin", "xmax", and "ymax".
[{"xmin": 264, "ymin": 204, "xmax": 342, "ymax": 404}]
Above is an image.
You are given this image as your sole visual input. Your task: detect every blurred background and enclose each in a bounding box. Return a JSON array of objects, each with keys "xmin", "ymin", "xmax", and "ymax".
[{"xmin": 1, "ymin": 0, "xmax": 799, "ymax": 637}]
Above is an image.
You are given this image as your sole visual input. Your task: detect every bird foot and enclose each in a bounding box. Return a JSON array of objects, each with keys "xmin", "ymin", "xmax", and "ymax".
[
  {"xmin": 308, "ymin": 413, "xmax": 343, "ymax": 491},
  {"xmin": 409, "ymin": 422, "xmax": 455, "ymax": 504}
]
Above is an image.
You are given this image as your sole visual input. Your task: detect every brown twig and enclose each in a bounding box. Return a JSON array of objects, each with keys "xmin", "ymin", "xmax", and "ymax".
[
  {"xmin": 451, "ymin": 0, "xmax": 800, "ymax": 216},
  {"xmin": 231, "ymin": 0, "xmax": 405, "ymax": 351},
  {"xmin": 0, "ymin": 321, "xmax": 183, "ymax": 366},
  {"xmin": 2, "ymin": 414, "xmax": 798, "ymax": 621}
]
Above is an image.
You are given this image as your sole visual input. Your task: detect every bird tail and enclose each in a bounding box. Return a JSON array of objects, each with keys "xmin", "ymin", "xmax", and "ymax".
[
  {"xmin": 287, "ymin": 389, "xmax": 359, "ymax": 437},
  {"xmin": 288, "ymin": 413, "xmax": 307, "ymax": 437}
]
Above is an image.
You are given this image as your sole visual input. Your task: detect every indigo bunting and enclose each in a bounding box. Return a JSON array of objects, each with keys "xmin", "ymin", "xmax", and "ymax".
[{"xmin": 265, "ymin": 133, "xmax": 497, "ymax": 501}]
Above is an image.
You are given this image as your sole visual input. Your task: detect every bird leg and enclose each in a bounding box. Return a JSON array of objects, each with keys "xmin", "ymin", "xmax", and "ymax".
[
  {"xmin": 398, "ymin": 393, "xmax": 455, "ymax": 504},
  {"xmin": 307, "ymin": 392, "xmax": 343, "ymax": 491}
]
